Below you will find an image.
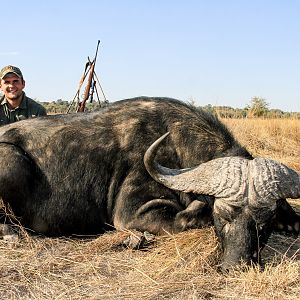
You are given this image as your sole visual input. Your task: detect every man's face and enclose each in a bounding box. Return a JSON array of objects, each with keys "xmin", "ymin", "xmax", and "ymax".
[{"xmin": 0, "ymin": 73, "xmax": 25, "ymax": 101}]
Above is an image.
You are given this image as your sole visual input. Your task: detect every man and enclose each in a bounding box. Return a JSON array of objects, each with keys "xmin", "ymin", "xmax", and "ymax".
[{"xmin": 0, "ymin": 65, "xmax": 47, "ymax": 126}]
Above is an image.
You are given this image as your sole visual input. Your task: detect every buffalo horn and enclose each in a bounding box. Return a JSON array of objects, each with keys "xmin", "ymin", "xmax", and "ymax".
[
  {"xmin": 144, "ymin": 133, "xmax": 300, "ymax": 204},
  {"xmin": 144, "ymin": 132, "xmax": 249, "ymax": 199},
  {"xmin": 249, "ymin": 158, "xmax": 300, "ymax": 205}
]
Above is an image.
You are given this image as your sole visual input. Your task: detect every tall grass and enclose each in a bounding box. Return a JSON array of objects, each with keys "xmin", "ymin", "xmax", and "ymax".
[{"xmin": 223, "ymin": 118, "xmax": 300, "ymax": 169}]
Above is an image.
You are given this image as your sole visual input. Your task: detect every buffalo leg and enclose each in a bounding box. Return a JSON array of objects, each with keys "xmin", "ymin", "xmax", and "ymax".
[
  {"xmin": 116, "ymin": 198, "xmax": 213, "ymax": 235},
  {"xmin": 175, "ymin": 199, "xmax": 213, "ymax": 230},
  {"xmin": 0, "ymin": 143, "xmax": 34, "ymax": 224}
]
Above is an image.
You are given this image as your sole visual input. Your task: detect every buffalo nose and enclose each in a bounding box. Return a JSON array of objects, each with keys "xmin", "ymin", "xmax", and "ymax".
[
  {"xmin": 217, "ymin": 263, "xmax": 239, "ymax": 274},
  {"xmin": 217, "ymin": 260, "xmax": 251, "ymax": 273},
  {"xmin": 217, "ymin": 264, "xmax": 230, "ymax": 274}
]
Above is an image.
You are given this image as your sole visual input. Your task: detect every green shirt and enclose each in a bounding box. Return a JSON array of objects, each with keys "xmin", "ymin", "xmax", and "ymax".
[{"xmin": 0, "ymin": 93, "xmax": 47, "ymax": 126}]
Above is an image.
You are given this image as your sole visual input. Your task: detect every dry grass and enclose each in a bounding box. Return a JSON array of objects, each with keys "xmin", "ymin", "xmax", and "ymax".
[
  {"xmin": 1, "ymin": 118, "xmax": 300, "ymax": 299},
  {"xmin": 223, "ymin": 118, "xmax": 300, "ymax": 170},
  {"xmin": 1, "ymin": 229, "xmax": 299, "ymax": 299}
]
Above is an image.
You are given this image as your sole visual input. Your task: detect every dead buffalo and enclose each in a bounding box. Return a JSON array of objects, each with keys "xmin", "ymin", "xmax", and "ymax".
[{"xmin": 0, "ymin": 97, "xmax": 299, "ymax": 271}]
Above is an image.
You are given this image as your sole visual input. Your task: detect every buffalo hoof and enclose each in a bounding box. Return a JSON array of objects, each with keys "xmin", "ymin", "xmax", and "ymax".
[
  {"xmin": 175, "ymin": 200, "xmax": 213, "ymax": 230},
  {"xmin": 123, "ymin": 231, "xmax": 155, "ymax": 249},
  {"xmin": 3, "ymin": 234, "xmax": 19, "ymax": 242},
  {"xmin": 0, "ymin": 224, "xmax": 19, "ymax": 242}
]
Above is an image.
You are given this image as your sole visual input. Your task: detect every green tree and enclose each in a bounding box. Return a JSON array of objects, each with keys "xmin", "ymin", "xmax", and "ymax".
[{"xmin": 246, "ymin": 96, "xmax": 269, "ymax": 118}]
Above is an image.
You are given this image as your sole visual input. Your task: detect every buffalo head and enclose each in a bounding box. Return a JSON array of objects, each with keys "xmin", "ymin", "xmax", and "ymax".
[{"xmin": 144, "ymin": 132, "xmax": 300, "ymax": 271}]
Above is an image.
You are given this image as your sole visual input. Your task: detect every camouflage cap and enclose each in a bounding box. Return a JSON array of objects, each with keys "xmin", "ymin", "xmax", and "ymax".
[{"xmin": 0, "ymin": 65, "xmax": 23, "ymax": 80}]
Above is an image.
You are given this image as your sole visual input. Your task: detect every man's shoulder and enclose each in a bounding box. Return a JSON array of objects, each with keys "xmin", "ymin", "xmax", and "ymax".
[
  {"xmin": 24, "ymin": 95, "xmax": 47, "ymax": 115},
  {"xmin": 25, "ymin": 95, "xmax": 41, "ymax": 105}
]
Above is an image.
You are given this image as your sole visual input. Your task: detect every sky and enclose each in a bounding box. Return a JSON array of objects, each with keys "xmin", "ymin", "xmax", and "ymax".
[{"xmin": 1, "ymin": 1, "xmax": 299, "ymax": 112}]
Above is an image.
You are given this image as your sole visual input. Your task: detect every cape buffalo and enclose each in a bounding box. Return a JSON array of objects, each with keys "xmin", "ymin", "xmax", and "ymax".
[{"xmin": 0, "ymin": 97, "xmax": 299, "ymax": 271}]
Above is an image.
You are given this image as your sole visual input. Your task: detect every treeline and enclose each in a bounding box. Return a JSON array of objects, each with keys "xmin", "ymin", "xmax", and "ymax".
[
  {"xmin": 41, "ymin": 99, "xmax": 106, "ymax": 114},
  {"xmin": 199, "ymin": 96, "xmax": 300, "ymax": 119},
  {"xmin": 40, "ymin": 97, "xmax": 300, "ymax": 119},
  {"xmin": 202, "ymin": 104, "xmax": 300, "ymax": 119}
]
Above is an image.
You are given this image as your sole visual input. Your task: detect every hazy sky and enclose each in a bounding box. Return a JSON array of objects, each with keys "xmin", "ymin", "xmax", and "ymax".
[{"xmin": 1, "ymin": 1, "xmax": 299, "ymax": 111}]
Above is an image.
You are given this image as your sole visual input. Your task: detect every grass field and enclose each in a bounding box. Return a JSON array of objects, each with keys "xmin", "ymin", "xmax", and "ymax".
[
  {"xmin": 0, "ymin": 118, "xmax": 300, "ymax": 299},
  {"xmin": 223, "ymin": 118, "xmax": 300, "ymax": 170}
]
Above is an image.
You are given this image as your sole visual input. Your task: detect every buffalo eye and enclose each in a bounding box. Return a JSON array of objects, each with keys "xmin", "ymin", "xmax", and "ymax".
[{"xmin": 216, "ymin": 206, "xmax": 242, "ymax": 223}]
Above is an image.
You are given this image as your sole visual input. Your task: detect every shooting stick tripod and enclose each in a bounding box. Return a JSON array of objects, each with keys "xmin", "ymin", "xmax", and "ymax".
[{"xmin": 67, "ymin": 40, "xmax": 108, "ymax": 113}]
